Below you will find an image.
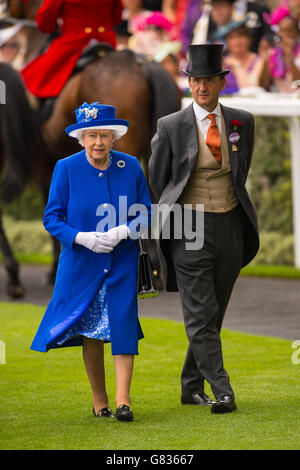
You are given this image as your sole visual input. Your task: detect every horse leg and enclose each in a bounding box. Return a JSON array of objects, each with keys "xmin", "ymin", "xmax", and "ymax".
[{"xmin": 0, "ymin": 209, "xmax": 25, "ymax": 298}]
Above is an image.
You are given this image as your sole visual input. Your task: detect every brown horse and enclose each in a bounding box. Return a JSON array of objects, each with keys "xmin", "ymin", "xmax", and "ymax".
[{"xmin": 0, "ymin": 1, "xmax": 181, "ymax": 298}]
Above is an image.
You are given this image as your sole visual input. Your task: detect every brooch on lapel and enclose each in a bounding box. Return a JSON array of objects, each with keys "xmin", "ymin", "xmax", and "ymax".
[
  {"xmin": 117, "ymin": 160, "xmax": 125, "ymax": 168},
  {"xmin": 229, "ymin": 119, "xmax": 242, "ymax": 151}
]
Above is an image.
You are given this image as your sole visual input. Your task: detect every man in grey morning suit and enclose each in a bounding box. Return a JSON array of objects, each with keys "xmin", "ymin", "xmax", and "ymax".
[{"xmin": 148, "ymin": 44, "xmax": 259, "ymax": 413}]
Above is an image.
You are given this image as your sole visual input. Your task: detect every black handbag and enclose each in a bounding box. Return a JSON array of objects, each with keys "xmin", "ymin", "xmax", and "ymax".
[{"xmin": 137, "ymin": 238, "xmax": 158, "ymax": 299}]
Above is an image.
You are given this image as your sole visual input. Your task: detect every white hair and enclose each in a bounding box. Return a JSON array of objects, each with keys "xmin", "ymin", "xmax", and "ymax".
[{"xmin": 77, "ymin": 129, "xmax": 118, "ymax": 146}]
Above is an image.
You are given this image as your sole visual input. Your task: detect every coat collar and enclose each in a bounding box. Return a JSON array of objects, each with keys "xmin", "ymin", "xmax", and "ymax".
[
  {"xmin": 180, "ymin": 103, "xmax": 199, "ymax": 172},
  {"xmin": 220, "ymin": 103, "xmax": 239, "ymax": 182}
]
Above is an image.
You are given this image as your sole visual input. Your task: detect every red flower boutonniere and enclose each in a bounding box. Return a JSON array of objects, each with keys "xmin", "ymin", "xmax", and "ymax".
[{"xmin": 230, "ymin": 119, "xmax": 242, "ymax": 131}]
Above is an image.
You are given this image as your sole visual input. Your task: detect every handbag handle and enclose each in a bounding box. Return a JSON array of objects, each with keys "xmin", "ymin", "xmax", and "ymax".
[{"xmin": 137, "ymin": 237, "xmax": 145, "ymax": 254}]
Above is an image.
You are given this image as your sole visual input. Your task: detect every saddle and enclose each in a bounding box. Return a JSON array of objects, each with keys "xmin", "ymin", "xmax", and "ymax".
[{"xmin": 72, "ymin": 41, "xmax": 114, "ymax": 75}]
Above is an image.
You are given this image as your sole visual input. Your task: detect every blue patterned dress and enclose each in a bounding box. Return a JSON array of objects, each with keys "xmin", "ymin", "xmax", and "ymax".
[{"xmin": 57, "ymin": 152, "xmax": 112, "ymax": 345}]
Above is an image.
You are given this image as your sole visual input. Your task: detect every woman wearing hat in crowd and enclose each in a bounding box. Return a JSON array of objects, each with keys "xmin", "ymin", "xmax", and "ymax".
[
  {"xmin": 259, "ymin": 5, "xmax": 300, "ymax": 93},
  {"xmin": 31, "ymin": 102, "xmax": 152, "ymax": 422},
  {"xmin": 215, "ymin": 20, "xmax": 264, "ymax": 94},
  {"xmin": 182, "ymin": 0, "xmax": 271, "ymax": 54}
]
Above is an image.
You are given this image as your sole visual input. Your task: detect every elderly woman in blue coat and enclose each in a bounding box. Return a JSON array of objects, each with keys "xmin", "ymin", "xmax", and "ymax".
[{"xmin": 31, "ymin": 103, "xmax": 152, "ymax": 422}]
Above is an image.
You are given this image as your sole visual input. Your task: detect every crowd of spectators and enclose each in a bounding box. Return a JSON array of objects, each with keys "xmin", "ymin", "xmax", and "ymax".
[
  {"xmin": 116, "ymin": 0, "xmax": 300, "ymax": 95},
  {"xmin": 0, "ymin": 0, "xmax": 299, "ymax": 95}
]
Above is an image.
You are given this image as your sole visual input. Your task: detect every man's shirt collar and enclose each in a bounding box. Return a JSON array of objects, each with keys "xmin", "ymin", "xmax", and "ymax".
[{"xmin": 193, "ymin": 101, "xmax": 221, "ymax": 121}]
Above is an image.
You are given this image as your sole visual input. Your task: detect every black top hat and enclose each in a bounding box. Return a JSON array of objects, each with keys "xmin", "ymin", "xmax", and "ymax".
[{"xmin": 183, "ymin": 44, "xmax": 230, "ymax": 78}]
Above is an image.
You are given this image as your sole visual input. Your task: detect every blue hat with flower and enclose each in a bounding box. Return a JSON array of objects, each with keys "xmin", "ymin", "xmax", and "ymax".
[{"xmin": 65, "ymin": 102, "xmax": 129, "ymax": 140}]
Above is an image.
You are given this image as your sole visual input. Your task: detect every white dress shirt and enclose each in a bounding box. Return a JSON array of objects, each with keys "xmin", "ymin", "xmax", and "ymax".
[{"xmin": 192, "ymin": 101, "xmax": 222, "ymax": 140}]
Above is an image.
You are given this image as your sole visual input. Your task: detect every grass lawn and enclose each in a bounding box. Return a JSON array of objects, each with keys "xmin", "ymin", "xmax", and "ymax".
[
  {"xmin": 2, "ymin": 253, "xmax": 300, "ymax": 280},
  {"xmin": 0, "ymin": 301, "xmax": 299, "ymax": 450}
]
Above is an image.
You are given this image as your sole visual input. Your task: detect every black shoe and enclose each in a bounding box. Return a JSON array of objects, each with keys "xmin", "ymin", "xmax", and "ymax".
[
  {"xmin": 211, "ymin": 396, "xmax": 237, "ymax": 414},
  {"xmin": 116, "ymin": 404, "xmax": 134, "ymax": 422},
  {"xmin": 93, "ymin": 406, "xmax": 115, "ymax": 418},
  {"xmin": 181, "ymin": 392, "xmax": 214, "ymax": 406}
]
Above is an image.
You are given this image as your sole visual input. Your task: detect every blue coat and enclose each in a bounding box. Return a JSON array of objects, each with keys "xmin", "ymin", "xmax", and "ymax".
[{"xmin": 31, "ymin": 149, "xmax": 152, "ymax": 354}]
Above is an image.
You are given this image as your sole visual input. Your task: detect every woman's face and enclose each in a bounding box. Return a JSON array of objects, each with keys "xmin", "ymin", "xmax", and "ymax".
[
  {"xmin": 82, "ymin": 129, "xmax": 114, "ymax": 163},
  {"xmin": 226, "ymin": 31, "xmax": 251, "ymax": 55},
  {"xmin": 122, "ymin": 0, "xmax": 142, "ymax": 11},
  {"xmin": 0, "ymin": 39, "xmax": 20, "ymax": 64},
  {"xmin": 278, "ymin": 17, "xmax": 299, "ymax": 41}
]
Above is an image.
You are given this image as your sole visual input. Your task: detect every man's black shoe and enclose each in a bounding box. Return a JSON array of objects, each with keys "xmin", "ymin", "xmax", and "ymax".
[
  {"xmin": 181, "ymin": 392, "xmax": 214, "ymax": 406},
  {"xmin": 211, "ymin": 395, "xmax": 237, "ymax": 414}
]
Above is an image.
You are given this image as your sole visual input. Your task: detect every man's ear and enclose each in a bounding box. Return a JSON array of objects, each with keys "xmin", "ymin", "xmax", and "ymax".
[{"xmin": 219, "ymin": 75, "xmax": 226, "ymax": 92}]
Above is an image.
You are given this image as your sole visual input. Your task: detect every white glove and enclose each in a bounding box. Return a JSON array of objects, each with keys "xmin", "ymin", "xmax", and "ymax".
[
  {"xmin": 101, "ymin": 225, "xmax": 130, "ymax": 248},
  {"xmin": 74, "ymin": 231, "xmax": 114, "ymax": 253}
]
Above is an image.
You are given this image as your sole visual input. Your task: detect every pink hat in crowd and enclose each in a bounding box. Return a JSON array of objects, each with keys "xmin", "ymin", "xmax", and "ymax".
[
  {"xmin": 131, "ymin": 11, "xmax": 174, "ymax": 33},
  {"xmin": 145, "ymin": 12, "xmax": 174, "ymax": 32},
  {"xmin": 266, "ymin": 2, "xmax": 291, "ymax": 25}
]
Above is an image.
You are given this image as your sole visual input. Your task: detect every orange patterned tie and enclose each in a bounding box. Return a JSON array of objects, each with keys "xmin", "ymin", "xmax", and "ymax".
[{"xmin": 206, "ymin": 114, "xmax": 221, "ymax": 164}]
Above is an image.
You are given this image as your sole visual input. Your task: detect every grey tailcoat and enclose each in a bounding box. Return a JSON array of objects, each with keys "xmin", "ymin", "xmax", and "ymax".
[{"xmin": 148, "ymin": 102, "xmax": 259, "ymax": 292}]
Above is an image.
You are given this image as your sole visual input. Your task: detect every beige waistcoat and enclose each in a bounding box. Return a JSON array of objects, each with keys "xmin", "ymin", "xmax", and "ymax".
[{"xmin": 178, "ymin": 114, "xmax": 239, "ymax": 212}]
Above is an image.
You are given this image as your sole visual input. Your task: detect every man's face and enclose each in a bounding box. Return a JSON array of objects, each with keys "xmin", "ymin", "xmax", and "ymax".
[
  {"xmin": 189, "ymin": 75, "xmax": 226, "ymax": 111},
  {"xmin": 211, "ymin": 2, "xmax": 233, "ymax": 26}
]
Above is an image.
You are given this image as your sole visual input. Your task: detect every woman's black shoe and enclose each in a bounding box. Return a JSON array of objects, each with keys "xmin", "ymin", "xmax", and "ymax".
[
  {"xmin": 93, "ymin": 406, "xmax": 115, "ymax": 418},
  {"xmin": 116, "ymin": 404, "xmax": 134, "ymax": 422}
]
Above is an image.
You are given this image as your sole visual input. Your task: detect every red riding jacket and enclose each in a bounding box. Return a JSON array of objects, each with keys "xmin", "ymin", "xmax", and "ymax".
[{"xmin": 21, "ymin": 0, "xmax": 122, "ymax": 98}]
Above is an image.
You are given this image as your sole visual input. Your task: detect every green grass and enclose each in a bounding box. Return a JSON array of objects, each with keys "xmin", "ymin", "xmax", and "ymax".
[
  {"xmin": 0, "ymin": 252, "xmax": 53, "ymax": 265},
  {"xmin": 0, "ymin": 301, "xmax": 300, "ymax": 450},
  {"xmin": 241, "ymin": 264, "xmax": 300, "ymax": 279},
  {"xmin": 2, "ymin": 253, "xmax": 300, "ymax": 278}
]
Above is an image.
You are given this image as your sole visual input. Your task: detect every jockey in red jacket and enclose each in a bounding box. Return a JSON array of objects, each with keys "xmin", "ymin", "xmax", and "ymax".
[{"xmin": 21, "ymin": 0, "xmax": 122, "ymax": 98}]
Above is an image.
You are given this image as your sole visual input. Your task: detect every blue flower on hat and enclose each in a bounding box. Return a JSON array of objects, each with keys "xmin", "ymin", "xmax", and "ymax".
[{"xmin": 76, "ymin": 102, "xmax": 100, "ymax": 123}]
